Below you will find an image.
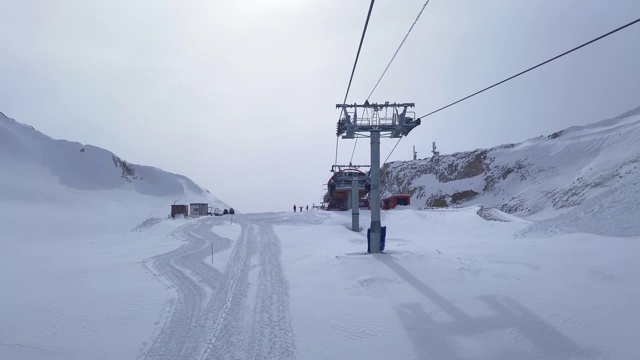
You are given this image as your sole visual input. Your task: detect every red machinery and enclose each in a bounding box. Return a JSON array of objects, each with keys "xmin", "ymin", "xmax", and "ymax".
[{"xmin": 382, "ymin": 194, "xmax": 411, "ymax": 210}]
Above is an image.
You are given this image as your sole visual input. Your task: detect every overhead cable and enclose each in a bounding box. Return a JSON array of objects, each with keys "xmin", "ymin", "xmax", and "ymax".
[
  {"xmin": 367, "ymin": 0, "xmax": 432, "ymax": 101},
  {"xmin": 352, "ymin": 0, "xmax": 431, "ymax": 164},
  {"xmin": 335, "ymin": 0, "xmax": 376, "ymax": 166},
  {"xmin": 384, "ymin": 137, "xmax": 403, "ymax": 164},
  {"xmin": 350, "ymin": 137, "xmax": 359, "ymax": 164},
  {"xmin": 342, "ymin": 0, "xmax": 376, "ymax": 105},
  {"xmin": 334, "ymin": 137, "xmax": 339, "ymax": 166},
  {"xmin": 417, "ymin": 16, "xmax": 640, "ymax": 120}
]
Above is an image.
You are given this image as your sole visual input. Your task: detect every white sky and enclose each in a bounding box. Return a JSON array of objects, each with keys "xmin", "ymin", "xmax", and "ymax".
[{"xmin": 2, "ymin": 0, "xmax": 639, "ymax": 212}]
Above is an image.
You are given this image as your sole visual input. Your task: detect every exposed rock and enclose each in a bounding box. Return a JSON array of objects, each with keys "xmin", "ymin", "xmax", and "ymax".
[
  {"xmin": 548, "ymin": 130, "xmax": 563, "ymax": 139},
  {"xmin": 379, "ymin": 105, "xmax": 640, "ymax": 218},
  {"xmin": 426, "ymin": 194, "xmax": 448, "ymax": 208},
  {"xmin": 451, "ymin": 190, "xmax": 479, "ymax": 204},
  {"xmin": 112, "ymin": 155, "xmax": 138, "ymax": 182},
  {"xmin": 477, "ymin": 206, "xmax": 509, "ymax": 222}
]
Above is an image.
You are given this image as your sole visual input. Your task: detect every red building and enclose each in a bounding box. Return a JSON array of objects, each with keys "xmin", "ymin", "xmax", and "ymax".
[
  {"xmin": 171, "ymin": 204, "xmax": 188, "ymax": 218},
  {"xmin": 382, "ymin": 195, "xmax": 410, "ymax": 210}
]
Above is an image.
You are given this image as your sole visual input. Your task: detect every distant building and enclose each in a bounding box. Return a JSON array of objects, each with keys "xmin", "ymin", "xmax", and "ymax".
[
  {"xmin": 171, "ymin": 204, "xmax": 188, "ymax": 218},
  {"xmin": 382, "ymin": 195, "xmax": 410, "ymax": 210},
  {"xmin": 190, "ymin": 203, "xmax": 208, "ymax": 216}
]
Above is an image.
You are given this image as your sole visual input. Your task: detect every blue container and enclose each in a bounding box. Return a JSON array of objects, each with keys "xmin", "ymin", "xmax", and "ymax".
[{"xmin": 367, "ymin": 226, "xmax": 387, "ymax": 253}]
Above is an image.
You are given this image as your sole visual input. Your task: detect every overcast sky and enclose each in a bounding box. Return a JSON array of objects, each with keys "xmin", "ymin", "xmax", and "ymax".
[{"xmin": 2, "ymin": 0, "xmax": 639, "ymax": 212}]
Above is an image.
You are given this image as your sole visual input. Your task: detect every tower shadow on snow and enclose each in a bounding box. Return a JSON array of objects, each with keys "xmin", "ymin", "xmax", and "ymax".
[{"xmin": 375, "ymin": 254, "xmax": 600, "ymax": 360}]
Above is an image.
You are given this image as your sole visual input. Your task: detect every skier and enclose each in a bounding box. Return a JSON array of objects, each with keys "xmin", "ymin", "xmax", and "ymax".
[
  {"xmin": 293, "ymin": 205, "xmax": 297, "ymax": 212},
  {"xmin": 306, "ymin": 205, "xmax": 309, "ymax": 211}
]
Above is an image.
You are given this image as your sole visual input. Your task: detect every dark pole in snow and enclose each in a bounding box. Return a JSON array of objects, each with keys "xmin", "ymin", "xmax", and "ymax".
[
  {"xmin": 352, "ymin": 179, "xmax": 360, "ymax": 231},
  {"xmin": 369, "ymin": 130, "xmax": 382, "ymax": 253}
]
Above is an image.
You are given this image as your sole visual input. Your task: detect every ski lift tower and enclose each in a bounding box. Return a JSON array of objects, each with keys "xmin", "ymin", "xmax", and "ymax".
[
  {"xmin": 330, "ymin": 164, "xmax": 371, "ymax": 231},
  {"xmin": 336, "ymin": 102, "xmax": 420, "ymax": 253}
]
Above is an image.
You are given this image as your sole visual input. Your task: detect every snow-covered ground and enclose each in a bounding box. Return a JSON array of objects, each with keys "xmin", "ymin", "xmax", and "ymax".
[
  {"xmin": 281, "ymin": 209, "xmax": 640, "ymax": 360},
  {"xmin": 2, "ymin": 111, "xmax": 639, "ymax": 359},
  {"xmin": 0, "ymin": 207, "xmax": 185, "ymax": 359},
  {"xmin": 2, "ymin": 208, "xmax": 638, "ymax": 359}
]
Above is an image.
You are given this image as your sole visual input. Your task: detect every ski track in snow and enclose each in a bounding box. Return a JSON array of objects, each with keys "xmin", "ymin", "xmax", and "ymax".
[{"xmin": 141, "ymin": 214, "xmax": 295, "ymax": 360}]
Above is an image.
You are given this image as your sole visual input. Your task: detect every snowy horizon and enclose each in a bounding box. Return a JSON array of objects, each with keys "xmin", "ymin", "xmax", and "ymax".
[
  {"xmin": 3, "ymin": 0, "xmax": 639, "ymax": 212},
  {"xmin": 3, "ymin": 1, "xmax": 640, "ymax": 357},
  {"xmin": 2, "ymin": 104, "xmax": 640, "ymax": 359},
  {"xmin": 4, "ymin": 103, "xmax": 640, "ymax": 215}
]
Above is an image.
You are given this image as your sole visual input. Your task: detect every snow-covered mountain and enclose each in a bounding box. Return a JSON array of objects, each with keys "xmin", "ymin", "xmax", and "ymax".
[
  {"xmin": 0, "ymin": 112, "xmax": 229, "ymax": 223},
  {"xmin": 2, "ymin": 108, "xmax": 639, "ymax": 360},
  {"xmin": 381, "ymin": 106, "xmax": 640, "ymax": 236}
]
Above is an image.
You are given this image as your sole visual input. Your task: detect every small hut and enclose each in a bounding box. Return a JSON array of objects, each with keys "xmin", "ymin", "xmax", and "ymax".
[
  {"xmin": 382, "ymin": 195, "xmax": 410, "ymax": 210},
  {"xmin": 190, "ymin": 203, "xmax": 208, "ymax": 216},
  {"xmin": 171, "ymin": 204, "xmax": 188, "ymax": 218}
]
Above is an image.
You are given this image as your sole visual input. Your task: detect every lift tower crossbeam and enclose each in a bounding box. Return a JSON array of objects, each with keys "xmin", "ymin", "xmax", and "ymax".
[
  {"xmin": 336, "ymin": 102, "xmax": 420, "ymax": 139},
  {"xmin": 336, "ymin": 102, "xmax": 420, "ymax": 253},
  {"xmin": 331, "ymin": 164, "xmax": 371, "ymax": 172}
]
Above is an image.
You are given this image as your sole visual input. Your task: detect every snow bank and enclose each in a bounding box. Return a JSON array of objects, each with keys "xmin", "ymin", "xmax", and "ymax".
[{"xmin": 381, "ymin": 105, "xmax": 640, "ymax": 236}]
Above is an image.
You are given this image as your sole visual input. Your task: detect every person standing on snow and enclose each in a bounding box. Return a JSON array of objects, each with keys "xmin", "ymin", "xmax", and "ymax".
[{"xmin": 293, "ymin": 205, "xmax": 297, "ymax": 212}]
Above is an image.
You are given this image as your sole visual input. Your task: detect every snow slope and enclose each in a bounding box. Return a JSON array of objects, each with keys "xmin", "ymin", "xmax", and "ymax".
[
  {"xmin": 0, "ymin": 112, "xmax": 230, "ymax": 359},
  {"xmin": 381, "ymin": 106, "xmax": 640, "ymax": 236},
  {"xmin": 2, "ymin": 110, "xmax": 639, "ymax": 360},
  {"xmin": 0, "ymin": 112, "xmax": 228, "ymax": 210}
]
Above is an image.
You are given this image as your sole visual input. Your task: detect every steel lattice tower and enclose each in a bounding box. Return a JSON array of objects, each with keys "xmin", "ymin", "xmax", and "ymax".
[{"xmin": 336, "ymin": 102, "xmax": 420, "ymax": 253}]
